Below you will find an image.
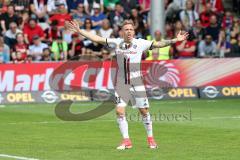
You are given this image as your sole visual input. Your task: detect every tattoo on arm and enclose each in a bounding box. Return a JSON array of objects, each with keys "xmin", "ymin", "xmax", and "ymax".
[{"xmin": 154, "ymin": 39, "xmax": 177, "ymax": 48}]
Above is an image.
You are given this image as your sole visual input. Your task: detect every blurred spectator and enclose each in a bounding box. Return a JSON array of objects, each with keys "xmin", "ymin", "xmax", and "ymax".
[
  {"xmin": 30, "ymin": 0, "xmax": 48, "ymax": 22},
  {"xmin": 100, "ymin": 48, "xmax": 112, "ymax": 61},
  {"xmin": 230, "ymin": 18, "xmax": 240, "ymax": 45},
  {"xmin": 229, "ymin": 34, "xmax": 240, "ymax": 57},
  {"xmin": 23, "ymin": 18, "xmax": 45, "ymax": 44},
  {"xmin": 165, "ymin": 0, "xmax": 181, "ymax": 23},
  {"xmin": 48, "ymin": 3, "xmax": 72, "ymax": 29},
  {"xmin": 130, "ymin": 8, "xmax": 146, "ymax": 38},
  {"xmin": 68, "ymin": 34, "xmax": 85, "ymax": 60},
  {"xmin": 173, "ymin": 20, "xmax": 184, "ymax": 38},
  {"xmin": 19, "ymin": 11, "xmax": 30, "ymax": 30},
  {"xmin": 147, "ymin": 30, "xmax": 171, "ymax": 60},
  {"xmin": 62, "ymin": 22, "xmax": 73, "ymax": 44},
  {"xmin": 232, "ymin": 0, "xmax": 240, "ymax": 15},
  {"xmin": 222, "ymin": 10, "xmax": 233, "ymax": 30},
  {"xmin": 99, "ymin": 19, "xmax": 113, "ymax": 38},
  {"xmin": 138, "ymin": 0, "xmax": 150, "ymax": 14},
  {"xmin": 203, "ymin": 0, "xmax": 224, "ymax": 13},
  {"xmin": 51, "ymin": 35, "xmax": 68, "ymax": 61},
  {"xmin": 175, "ymin": 32, "xmax": 196, "ymax": 58},
  {"xmin": 0, "ymin": 4, "xmax": 20, "ymax": 33},
  {"xmin": 72, "ymin": 3, "xmax": 88, "ymax": 27},
  {"xmin": 104, "ymin": 0, "xmax": 119, "ymax": 11},
  {"xmin": 193, "ymin": 20, "xmax": 205, "ymax": 41},
  {"xmin": 90, "ymin": 3, "xmax": 106, "ymax": 30},
  {"xmin": 41, "ymin": 47, "xmax": 52, "ymax": 61},
  {"xmin": 67, "ymin": 0, "xmax": 87, "ymax": 14},
  {"xmin": 14, "ymin": 0, "xmax": 31, "ymax": 13},
  {"xmin": 0, "ymin": 33, "xmax": 10, "ymax": 63},
  {"xmin": 87, "ymin": 0, "xmax": 104, "ymax": 14},
  {"xmin": 81, "ymin": 48, "xmax": 99, "ymax": 61},
  {"xmin": 173, "ymin": 0, "xmax": 187, "ymax": 10},
  {"xmin": 179, "ymin": 0, "xmax": 199, "ymax": 31},
  {"xmin": 45, "ymin": 20, "xmax": 60, "ymax": 44},
  {"xmin": 82, "ymin": 18, "xmax": 97, "ymax": 48},
  {"xmin": 13, "ymin": 33, "xmax": 29, "ymax": 62},
  {"xmin": 4, "ymin": 22, "xmax": 22, "ymax": 48},
  {"xmin": 29, "ymin": 35, "xmax": 48, "ymax": 61},
  {"xmin": 216, "ymin": 29, "xmax": 231, "ymax": 57},
  {"xmin": 120, "ymin": 0, "xmax": 139, "ymax": 16},
  {"xmin": 47, "ymin": 0, "xmax": 68, "ymax": 14},
  {"xmin": 198, "ymin": 34, "xmax": 217, "ymax": 58},
  {"xmin": 199, "ymin": 2, "xmax": 217, "ymax": 28},
  {"xmin": 146, "ymin": 48, "xmax": 161, "ymax": 60},
  {"xmin": 108, "ymin": 2, "xmax": 127, "ymax": 28},
  {"xmin": 205, "ymin": 15, "xmax": 220, "ymax": 42},
  {"xmin": 0, "ymin": 0, "xmax": 9, "ymax": 13}
]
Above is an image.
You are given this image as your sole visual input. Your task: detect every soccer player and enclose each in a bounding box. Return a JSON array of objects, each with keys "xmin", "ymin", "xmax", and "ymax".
[{"xmin": 66, "ymin": 19, "xmax": 188, "ymax": 150}]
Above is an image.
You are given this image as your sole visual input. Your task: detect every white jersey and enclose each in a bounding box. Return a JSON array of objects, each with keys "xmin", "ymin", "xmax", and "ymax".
[{"xmin": 106, "ymin": 38, "xmax": 153, "ymax": 85}]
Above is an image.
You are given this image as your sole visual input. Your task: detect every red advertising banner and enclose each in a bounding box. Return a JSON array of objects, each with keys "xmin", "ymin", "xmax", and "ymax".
[{"xmin": 1, "ymin": 58, "xmax": 240, "ymax": 92}]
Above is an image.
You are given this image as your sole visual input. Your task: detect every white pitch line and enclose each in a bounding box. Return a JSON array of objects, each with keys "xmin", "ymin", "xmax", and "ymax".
[
  {"xmin": 0, "ymin": 154, "xmax": 39, "ymax": 160},
  {"xmin": 0, "ymin": 116, "xmax": 239, "ymax": 125}
]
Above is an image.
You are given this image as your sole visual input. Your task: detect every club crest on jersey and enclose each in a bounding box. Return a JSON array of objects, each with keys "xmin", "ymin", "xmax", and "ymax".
[{"xmin": 133, "ymin": 44, "xmax": 137, "ymax": 49}]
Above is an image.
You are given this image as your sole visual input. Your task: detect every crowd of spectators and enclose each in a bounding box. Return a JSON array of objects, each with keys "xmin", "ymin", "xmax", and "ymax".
[{"xmin": 0, "ymin": 0, "xmax": 240, "ymax": 63}]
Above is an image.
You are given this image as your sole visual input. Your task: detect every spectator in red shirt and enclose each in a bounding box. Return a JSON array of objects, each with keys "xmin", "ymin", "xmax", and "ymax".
[
  {"xmin": 49, "ymin": 3, "xmax": 72, "ymax": 30},
  {"xmin": 222, "ymin": 10, "xmax": 234, "ymax": 30},
  {"xmin": 23, "ymin": 18, "xmax": 44, "ymax": 44},
  {"xmin": 13, "ymin": 33, "xmax": 29, "ymax": 62},
  {"xmin": 68, "ymin": 33, "xmax": 84, "ymax": 60},
  {"xmin": 175, "ymin": 32, "xmax": 196, "ymax": 58},
  {"xmin": 199, "ymin": 2, "xmax": 216, "ymax": 28}
]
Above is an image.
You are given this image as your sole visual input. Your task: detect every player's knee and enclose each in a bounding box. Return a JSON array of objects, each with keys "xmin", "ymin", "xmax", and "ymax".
[
  {"xmin": 116, "ymin": 107, "xmax": 125, "ymax": 117},
  {"xmin": 139, "ymin": 108, "xmax": 149, "ymax": 117}
]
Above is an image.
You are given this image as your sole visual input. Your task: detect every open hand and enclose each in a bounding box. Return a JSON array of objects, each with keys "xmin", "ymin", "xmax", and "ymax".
[
  {"xmin": 176, "ymin": 31, "xmax": 189, "ymax": 42},
  {"xmin": 66, "ymin": 20, "xmax": 80, "ymax": 33}
]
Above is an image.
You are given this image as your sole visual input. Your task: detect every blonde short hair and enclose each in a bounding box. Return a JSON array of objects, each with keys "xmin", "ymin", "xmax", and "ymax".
[{"xmin": 122, "ymin": 19, "xmax": 135, "ymax": 28}]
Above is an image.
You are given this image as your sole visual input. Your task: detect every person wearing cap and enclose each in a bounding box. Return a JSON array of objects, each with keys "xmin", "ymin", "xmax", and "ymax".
[
  {"xmin": 29, "ymin": 35, "xmax": 48, "ymax": 61},
  {"xmin": 87, "ymin": 0, "xmax": 104, "ymax": 14},
  {"xmin": 90, "ymin": 3, "xmax": 106, "ymax": 30},
  {"xmin": 47, "ymin": 0, "xmax": 68, "ymax": 14}
]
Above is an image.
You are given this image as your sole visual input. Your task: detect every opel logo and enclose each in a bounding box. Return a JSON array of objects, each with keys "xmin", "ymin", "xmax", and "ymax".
[
  {"xmin": 41, "ymin": 91, "xmax": 58, "ymax": 103},
  {"xmin": 202, "ymin": 86, "xmax": 219, "ymax": 98}
]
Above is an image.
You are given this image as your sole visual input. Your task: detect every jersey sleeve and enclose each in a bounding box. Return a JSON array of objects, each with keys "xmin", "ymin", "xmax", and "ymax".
[
  {"xmin": 139, "ymin": 39, "xmax": 154, "ymax": 51},
  {"xmin": 106, "ymin": 38, "xmax": 121, "ymax": 49}
]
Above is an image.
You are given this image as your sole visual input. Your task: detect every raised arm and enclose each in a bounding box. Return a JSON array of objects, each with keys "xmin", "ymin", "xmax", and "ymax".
[
  {"xmin": 66, "ymin": 20, "xmax": 106, "ymax": 45},
  {"xmin": 152, "ymin": 31, "xmax": 189, "ymax": 48}
]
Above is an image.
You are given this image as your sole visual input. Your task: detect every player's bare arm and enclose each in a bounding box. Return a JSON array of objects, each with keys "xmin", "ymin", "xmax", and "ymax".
[
  {"xmin": 66, "ymin": 20, "xmax": 106, "ymax": 45},
  {"xmin": 152, "ymin": 31, "xmax": 189, "ymax": 48}
]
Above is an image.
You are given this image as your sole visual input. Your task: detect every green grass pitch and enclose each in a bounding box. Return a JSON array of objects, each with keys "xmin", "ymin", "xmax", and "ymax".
[{"xmin": 0, "ymin": 99, "xmax": 240, "ymax": 160}]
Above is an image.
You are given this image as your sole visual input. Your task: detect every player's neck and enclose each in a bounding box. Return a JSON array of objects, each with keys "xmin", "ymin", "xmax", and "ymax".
[{"xmin": 124, "ymin": 39, "xmax": 133, "ymax": 44}]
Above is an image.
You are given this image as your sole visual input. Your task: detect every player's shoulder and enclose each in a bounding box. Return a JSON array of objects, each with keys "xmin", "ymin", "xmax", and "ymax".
[{"xmin": 134, "ymin": 38, "xmax": 150, "ymax": 43}]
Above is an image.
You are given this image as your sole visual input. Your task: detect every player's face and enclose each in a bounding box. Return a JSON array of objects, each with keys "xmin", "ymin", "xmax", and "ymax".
[{"xmin": 122, "ymin": 24, "xmax": 135, "ymax": 42}]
